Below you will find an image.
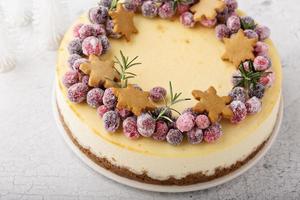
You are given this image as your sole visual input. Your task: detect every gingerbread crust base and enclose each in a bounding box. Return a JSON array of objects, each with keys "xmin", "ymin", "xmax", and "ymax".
[{"xmin": 57, "ymin": 103, "xmax": 270, "ymax": 186}]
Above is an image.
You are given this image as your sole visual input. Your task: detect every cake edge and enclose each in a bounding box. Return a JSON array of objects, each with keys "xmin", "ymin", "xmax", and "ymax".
[{"xmin": 57, "ymin": 102, "xmax": 272, "ymax": 186}]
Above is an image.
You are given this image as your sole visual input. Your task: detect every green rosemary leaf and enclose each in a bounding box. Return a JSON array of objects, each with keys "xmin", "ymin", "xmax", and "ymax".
[
  {"xmin": 110, "ymin": 0, "xmax": 118, "ymax": 10},
  {"xmin": 125, "ymin": 72, "xmax": 137, "ymax": 76},
  {"xmin": 169, "ymin": 107, "xmax": 181, "ymax": 115},
  {"xmin": 160, "ymin": 116, "xmax": 174, "ymax": 123}
]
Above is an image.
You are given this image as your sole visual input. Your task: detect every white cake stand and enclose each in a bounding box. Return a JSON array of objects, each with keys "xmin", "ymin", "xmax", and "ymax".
[{"xmin": 52, "ymin": 89, "xmax": 283, "ymax": 193}]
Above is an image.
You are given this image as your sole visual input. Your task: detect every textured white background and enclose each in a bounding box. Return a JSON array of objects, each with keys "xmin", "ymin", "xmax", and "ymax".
[{"xmin": 0, "ymin": 0, "xmax": 300, "ymax": 199}]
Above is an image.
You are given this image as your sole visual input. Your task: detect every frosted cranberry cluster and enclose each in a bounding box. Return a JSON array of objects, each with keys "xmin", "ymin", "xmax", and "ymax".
[{"xmin": 62, "ymin": 0, "xmax": 275, "ymax": 146}]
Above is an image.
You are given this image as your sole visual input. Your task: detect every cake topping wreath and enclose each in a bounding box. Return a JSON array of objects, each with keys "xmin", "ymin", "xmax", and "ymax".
[{"xmin": 62, "ymin": 0, "xmax": 275, "ymax": 146}]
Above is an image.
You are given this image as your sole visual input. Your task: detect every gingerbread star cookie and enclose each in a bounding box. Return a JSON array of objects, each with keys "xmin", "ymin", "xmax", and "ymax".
[
  {"xmin": 192, "ymin": 87, "xmax": 233, "ymax": 123},
  {"xmin": 222, "ymin": 29, "xmax": 257, "ymax": 67},
  {"xmin": 109, "ymin": 4, "xmax": 138, "ymax": 41},
  {"xmin": 80, "ymin": 55, "xmax": 120, "ymax": 88},
  {"xmin": 191, "ymin": 0, "xmax": 225, "ymax": 21},
  {"xmin": 112, "ymin": 85, "xmax": 157, "ymax": 116}
]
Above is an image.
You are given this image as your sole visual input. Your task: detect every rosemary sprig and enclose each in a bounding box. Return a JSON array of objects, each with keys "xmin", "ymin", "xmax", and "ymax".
[
  {"xmin": 110, "ymin": 0, "xmax": 118, "ymax": 10},
  {"xmin": 113, "ymin": 50, "xmax": 141, "ymax": 88},
  {"xmin": 155, "ymin": 81, "xmax": 191, "ymax": 122},
  {"xmin": 172, "ymin": 0, "xmax": 194, "ymax": 10},
  {"xmin": 234, "ymin": 61, "xmax": 271, "ymax": 89}
]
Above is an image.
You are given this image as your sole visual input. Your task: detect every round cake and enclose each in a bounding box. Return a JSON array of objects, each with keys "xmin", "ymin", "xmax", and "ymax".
[{"xmin": 55, "ymin": 0, "xmax": 282, "ymax": 185}]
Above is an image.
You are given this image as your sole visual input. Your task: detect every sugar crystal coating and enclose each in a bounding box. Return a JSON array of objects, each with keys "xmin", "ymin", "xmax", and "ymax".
[
  {"xmin": 230, "ymin": 100, "xmax": 247, "ymax": 124},
  {"xmin": 68, "ymin": 38, "xmax": 82, "ymax": 55},
  {"xmin": 78, "ymin": 24, "xmax": 94, "ymax": 40},
  {"xmin": 81, "ymin": 75, "xmax": 90, "ymax": 85},
  {"xmin": 224, "ymin": 0, "xmax": 238, "ymax": 12},
  {"xmin": 99, "ymin": 0, "xmax": 112, "ymax": 8},
  {"xmin": 255, "ymin": 25, "xmax": 270, "ymax": 41},
  {"xmin": 158, "ymin": 2, "xmax": 176, "ymax": 19},
  {"xmin": 72, "ymin": 58, "xmax": 88, "ymax": 71},
  {"xmin": 137, "ymin": 113, "xmax": 156, "ymax": 137},
  {"xmin": 152, "ymin": 120, "xmax": 169, "ymax": 141},
  {"xmin": 67, "ymin": 83, "xmax": 89, "ymax": 103},
  {"xmin": 149, "ymin": 86, "xmax": 167, "ymax": 102},
  {"xmin": 245, "ymin": 96, "xmax": 262, "ymax": 114},
  {"xmin": 87, "ymin": 88, "xmax": 104, "ymax": 108},
  {"xmin": 254, "ymin": 41, "xmax": 269, "ymax": 56},
  {"xmin": 68, "ymin": 54, "xmax": 82, "ymax": 69},
  {"xmin": 226, "ymin": 15, "xmax": 241, "ymax": 33},
  {"xmin": 187, "ymin": 128, "xmax": 204, "ymax": 144},
  {"xmin": 166, "ymin": 129, "xmax": 183, "ymax": 145},
  {"xmin": 244, "ymin": 29, "xmax": 258, "ymax": 39},
  {"xmin": 73, "ymin": 24, "xmax": 83, "ymax": 38},
  {"xmin": 103, "ymin": 111, "xmax": 121, "ymax": 132},
  {"xmin": 62, "ymin": 70, "xmax": 80, "ymax": 88},
  {"xmin": 180, "ymin": 12, "xmax": 195, "ymax": 28},
  {"xmin": 215, "ymin": 24, "xmax": 230, "ymax": 40},
  {"xmin": 97, "ymin": 105, "xmax": 110, "ymax": 118},
  {"xmin": 88, "ymin": 6, "xmax": 109, "ymax": 24},
  {"xmin": 123, "ymin": 116, "xmax": 140, "ymax": 139},
  {"xmin": 195, "ymin": 114, "xmax": 210, "ymax": 129},
  {"xmin": 253, "ymin": 56, "xmax": 271, "ymax": 71},
  {"xmin": 82, "ymin": 36, "xmax": 103, "ymax": 56},
  {"xmin": 259, "ymin": 70, "xmax": 275, "ymax": 88},
  {"xmin": 249, "ymin": 83, "xmax": 265, "ymax": 99},
  {"xmin": 116, "ymin": 108, "xmax": 132, "ymax": 119},
  {"xmin": 176, "ymin": 112, "xmax": 195, "ymax": 132},
  {"xmin": 103, "ymin": 88, "xmax": 117, "ymax": 109},
  {"xmin": 141, "ymin": 1, "xmax": 158, "ymax": 18},
  {"xmin": 203, "ymin": 123, "xmax": 223, "ymax": 143},
  {"xmin": 229, "ymin": 86, "xmax": 247, "ymax": 102},
  {"xmin": 92, "ymin": 24, "xmax": 106, "ymax": 36}
]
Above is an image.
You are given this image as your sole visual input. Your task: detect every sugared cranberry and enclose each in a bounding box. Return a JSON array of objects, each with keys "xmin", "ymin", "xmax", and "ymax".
[
  {"xmin": 97, "ymin": 105, "xmax": 110, "ymax": 118},
  {"xmin": 87, "ymin": 88, "xmax": 104, "ymax": 108},
  {"xmin": 98, "ymin": 0, "xmax": 112, "ymax": 8},
  {"xmin": 72, "ymin": 58, "xmax": 88, "ymax": 71},
  {"xmin": 158, "ymin": 2, "xmax": 175, "ymax": 19},
  {"xmin": 141, "ymin": 1, "xmax": 158, "ymax": 18},
  {"xmin": 180, "ymin": 12, "xmax": 195, "ymax": 28},
  {"xmin": 103, "ymin": 88, "xmax": 117, "ymax": 109},
  {"xmin": 92, "ymin": 24, "xmax": 106, "ymax": 36},
  {"xmin": 224, "ymin": 0, "xmax": 238, "ymax": 12},
  {"xmin": 203, "ymin": 123, "xmax": 223, "ymax": 143},
  {"xmin": 99, "ymin": 35, "xmax": 110, "ymax": 54},
  {"xmin": 215, "ymin": 24, "xmax": 230, "ymax": 40},
  {"xmin": 255, "ymin": 25, "xmax": 270, "ymax": 41},
  {"xmin": 259, "ymin": 70, "xmax": 275, "ymax": 88},
  {"xmin": 229, "ymin": 86, "xmax": 247, "ymax": 102},
  {"xmin": 249, "ymin": 83, "xmax": 265, "ymax": 99},
  {"xmin": 254, "ymin": 41, "xmax": 269, "ymax": 56},
  {"xmin": 253, "ymin": 56, "xmax": 271, "ymax": 71},
  {"xmin": 230, "ymin": 100, "xmax": 247, "ymax": 124},
  {"xmin": 149, "ymin": 86, "xmax": 167, "ymax": 102},
  {"xmin": 81, "ymin": 75, "xmax": 89, "ymax": 85},
  {"xmin": 123, "ymin": 116, "xmax": 140, "ymax": 139},
  {"xmin": 67, "ymin": 83, "xmax": 89, "ymax": 103},
  {"xmin": 82, "ymin": 36, "xmax": 103, "ymax": 56},
  {"xmin": 78, "ymin": 24, "xmax": 94, "ymax": 40},
  {"xmin": 68, "ymin": 38, "xmax": 82, "ymax": 55},
  {"xmin": 62, "ymin": 70, "xmax": 80, "ymax": 88},
  {"xmin": 245, "ymin": 97, "xmax": 262, "ymax": 114},
  {"xmin": 187, "ymin": 128, "xmax": 203, "ymax": 144},
  {"xmin": 137, "ymin": 113, "xmax": 156, "ymax": 137},
  {"xmin": 116, "ymin": 108, "xmax": 132, "ymax": 119},
  {"xmin": 68, "ymin": 54, "xmax": 82, "ymax": 69},
  {"xmin": 166, "ymin": 129, "xmax": 183, "ymax": 145},
  {"xmin": 176, "ymin": 112, "xmax": 195, "ymax": 132},
  {"xmin": 177, "ymin": 4, "xmax": 190, "ymax": 15},
  {"xmin": 73, "ymin": 24, "xmax": 83, "ymax": 38},
  {"xmin": 226, "ymin": 15, "xmax": 241, "ymax": 33},
  {"xmin": 244, "ymin": 29, "xmax": 258, "ymax": 39},
  {"xmin": 88, "ymin": 6, "xmax": 109, "ymax": 24},
  {"xmin": 195, "ymin": 115, "xmax": 210, "ymax": 129},
  {"xmin": 152, "ymin": 120, "xmax": 169, "ymax": 141},
  {"xmin": 103, "ymin": 111, "xmax": 120, "ymax": 132}
]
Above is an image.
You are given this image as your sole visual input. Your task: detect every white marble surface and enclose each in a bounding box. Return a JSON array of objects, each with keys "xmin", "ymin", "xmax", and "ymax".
[{"xmin": 0, "ymin": 0, "xmax": 300, "ymax": 199}]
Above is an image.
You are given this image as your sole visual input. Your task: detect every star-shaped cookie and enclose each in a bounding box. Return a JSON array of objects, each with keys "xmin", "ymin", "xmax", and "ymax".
[
  {"xmin": 109, "ymin": 4, "xmax": 138, "ymax": 41},
  {"xmin": 112, "ymin": 85, "xmax": 157, "ymax": 116},
  {"xmin": 192, "ymin": 87, "xmax": 233, "ymax": 123},
  {"xmin": 191, "ymin": 0, "xmax": 225, "ymax": 21},
  {"xmin": 80, "ymin": 55, "xmax": 120, "ymax": 88},
  {"xmin": 222, "ymin": 29, "xmax": 257, "ymax": 67}
]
